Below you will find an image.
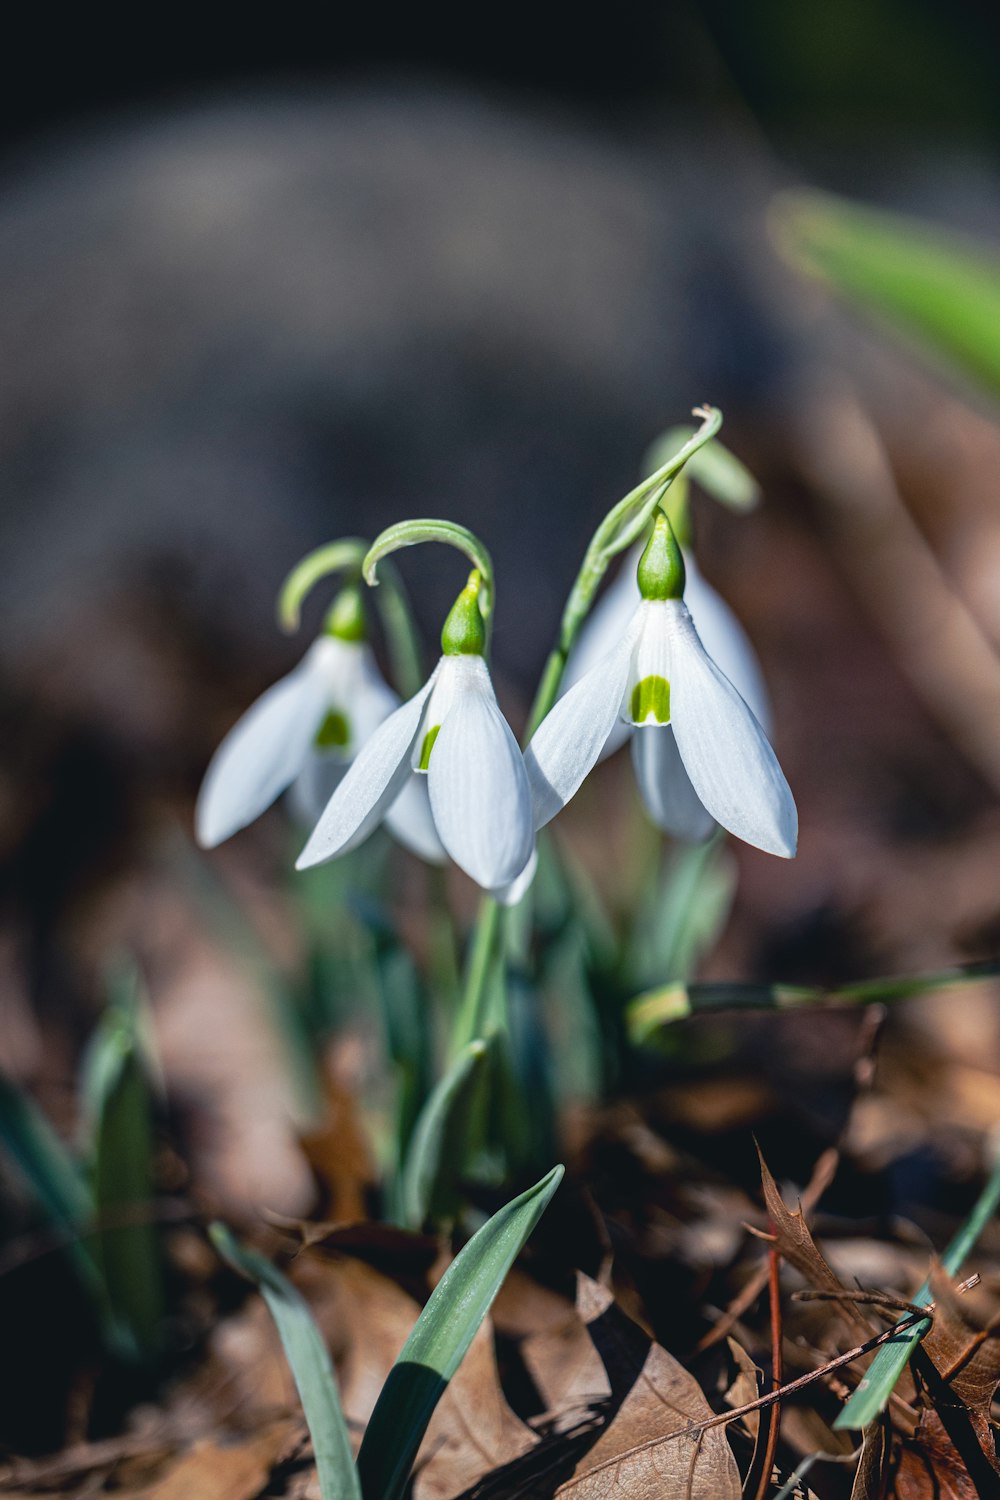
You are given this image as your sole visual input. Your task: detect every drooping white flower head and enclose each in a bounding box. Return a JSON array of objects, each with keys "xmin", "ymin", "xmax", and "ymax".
[
  {"xmin": 296, "ymin": 571, "xmax": 534, "ymax": 897},
  {"xmin": 562, "ymin": 538, "xmax": 771, "ymax": 763},
  {"xmin": 195, "ymin": 586, "xmax": 444, "ymax": 864},
  {"xmin": 525, "ymin": 514, "xmax": 797, "ymax": 858}
]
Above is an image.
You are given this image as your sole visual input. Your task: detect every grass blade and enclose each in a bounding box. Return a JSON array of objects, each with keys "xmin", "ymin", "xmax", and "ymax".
[
  {"xmin": 772, "ymin": 189, "xmax": 1000, "ymax": 402},
  {"xmin": 356, "ymin": 1163, "xmax": 564, "ymax": 1500},
  {"xmin": 399, "ymin": 1038, "xmax": 491, "ymax": 1231},
  {"xmin": 82, "ymin": 987, "xmax": 164, "ymax": 1359},
  {"xmin": 835, "ymin": 1143, "xmax": 1000, "ymax": 1429},
  {"xmin": 210, "ymin": 1223, "xmax": 361, "ymax": 1500},
  {"xmin": 0, "ymin": 1071, "xmax": 104, "ymax": 1303}
]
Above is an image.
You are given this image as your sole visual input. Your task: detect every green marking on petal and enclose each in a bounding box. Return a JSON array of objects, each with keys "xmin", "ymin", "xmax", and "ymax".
[
  {"xmin": 630, "ymin": 675, "xmax": 671, "ymax": 724},
  {"xmin": 418, "ymin": 724, "xmax": 441, "ymax": 770},
  {"xmin": 315, "ymin": 710, "xmax": 351, "ymax": 749}
]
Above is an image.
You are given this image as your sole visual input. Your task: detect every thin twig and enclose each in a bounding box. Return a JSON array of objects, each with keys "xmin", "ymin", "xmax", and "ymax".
[{"xmin": 752, "ymin": 1242, "xmax": 783, "ymax": 1500}]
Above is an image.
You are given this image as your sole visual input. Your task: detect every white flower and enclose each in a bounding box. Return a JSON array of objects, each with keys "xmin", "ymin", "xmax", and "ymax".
[
  {"xmin": 562, "ymin": 542, "xmax": 771, "ymax": 760},
  {"xmin": 525, "ymin": 520, "xmax": 796, "ymax": 857},
  {"xmin": 195, "ymin": 633, "xmax": 444, "ymax": 863},
  {"xmin": 296, "ymin": 650, "xmax": 534, "ymax": 896}
]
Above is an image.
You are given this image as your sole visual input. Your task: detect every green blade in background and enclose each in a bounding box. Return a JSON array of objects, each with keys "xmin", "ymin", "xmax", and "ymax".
[
  {"xmin": 835, "ymin": 1142, "xmax": 1000, "ymax": 1430},
  {"xmin": 772, "ymin": 189, "xmax": 1000, "ymax": 402},
  {"xmin": 644, "ymin": 430, "xmax": 761, "ymax": 511},
  {"xmin": 82, "ymin": 984, "xmax": 164, "ymax": 1359},
  {"xmin": 356, "ymin": 1163, "xmax": 564, "ymax": 1500},
  {"xmin": 0, "ymin": 1071, "xmax": 104, "ymax": 1304},
  {"xmin": 626, "ymin": 833, "xmax": 737, "ymax": 993},
  {"xmin": 398, "ymin": 1038, "xmax": 491, "ymax": 1232},
  {"xmin": 210, "ymin": 1223, "xmax": 361, "ymax": 1500}
]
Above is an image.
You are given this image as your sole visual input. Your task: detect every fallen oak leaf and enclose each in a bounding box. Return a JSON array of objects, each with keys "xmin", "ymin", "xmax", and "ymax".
[
  {"xmin": 757, "ymin": 1145, "xmax": 873, "ymax": 1341},
  {"xmin": 698, "ymin": 1145, "xmax": 839, "ymax": 1355},
  {"xmin": 553, "ymin": 1276, "xmax": 742, "ymax": 1499},
  {"xmin": 890, "ymin": 1407, "xmax": 987, "ymax": 1500},
  {"xmin": 551, "ymin": 1310, "xmax": 928, "ymax": 1480}
]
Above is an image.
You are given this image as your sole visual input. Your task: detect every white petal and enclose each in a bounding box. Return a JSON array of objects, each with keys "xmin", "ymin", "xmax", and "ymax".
[
  {"xmin": 427, "ymin": 657, "xmax": 534, "ymax": 889},
  {"xmin": 630, "ymin": 726, "xmax": 716, "ymax": 843},
  {"xmin": 684, "ymin": 555, "xmax": 771, "ymax": 733},
  {"xmin": 288, "ymin": 750, "xmax": 349, "ymax": 827},
  {"xmin": 295, "ymin": 667, "xmax": 439, "ymax": 869},
  {"xmin": 561, "ymin": 549, "xmax": 640, "ymax": 759},
  {"xmin": 561, "ymin": 548, "xmax": 642, "ymax": 690},
  {"xmin": 524, "ymin": 610, "xmax": 642, "ymax": 829},
  {"xmin": 195, "ymin": 642, "xmax": 332, "ymax": 848},
  {"xmin": 668, "ymin": 603, "xmax": 797, "ymax": 858},
  {"xmin": 384, "ymin": 775, "xmax": 447, "ymax": 864},
  {"xmin": 492, "ymin": 845, "xmax": 538, "ymax": 906},
  {"xmin": 345, "ymin": 645, "xmax": 401, "ymax": 743}
]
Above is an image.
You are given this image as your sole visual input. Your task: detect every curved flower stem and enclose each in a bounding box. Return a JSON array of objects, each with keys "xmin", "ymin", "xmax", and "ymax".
[
  {"xmin": 448, "ymin": 407, "xmax": 724, "ymax": 1061},
  {"xmin": 526, "ymin": 405, "xmax": 721, "ymax": 738}
]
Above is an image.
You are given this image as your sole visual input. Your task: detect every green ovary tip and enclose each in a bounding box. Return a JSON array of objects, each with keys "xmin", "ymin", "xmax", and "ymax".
[
  {"xmin": 637, "ymin": 512, "xmax": 685, "ymax": 600},
  {"xmin": 441, "ymin": 569, "xmax": 487, "ymax": 656},
  {"xmin": 324, "ymin": 584, "xmax": 366, "ymax": 643},
  {"xmin": 315, "ymin": 709, "xmax": 352, "ymax": 749},
  {"xmin": 630, "ymin": 675, "xmax": 671, "ymax": 724},
  {"xmin": 418, "ymin": 724, "xmax": 441, "ymax": 770}
]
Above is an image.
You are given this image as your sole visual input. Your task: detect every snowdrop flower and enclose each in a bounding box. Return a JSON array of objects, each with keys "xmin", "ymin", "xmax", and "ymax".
[
  {"xmin": 525, "ymin": 514, "xmax": 797, "ymax": 857},
  {"xmin": 562, "ymin": 536, "xmax": 771, "ymax": 762},
  {"xmin": 297, "ymin": 571, "xmax": 534, "ymax": 896},
  {"xmin": 195, "ymin": 587, "xmax": 444, "ymax": 863}
]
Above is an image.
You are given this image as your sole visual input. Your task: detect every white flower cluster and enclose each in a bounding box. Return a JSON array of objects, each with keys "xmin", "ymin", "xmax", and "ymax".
[{"xmin": 196, "ymin": 515, "xmax": 797, "ymax": 895}]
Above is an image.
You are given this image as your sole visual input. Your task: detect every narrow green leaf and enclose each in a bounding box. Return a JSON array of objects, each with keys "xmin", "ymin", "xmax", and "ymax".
[
  {"xmin": 83, "ymin": 988, "xmax": 164, "ymax": 1359},
  {"xmin": 0, "ymin": 1071, "xmax": 105, "ymax": 1306},
  {"xmin": 0, "ymin": 1072, "xmax": 91, "ymax": 1231},
  {"xmin": 773, "ymin": 189, "xmax": 1000, "ymax": 402},
  {"xmin": 835, "ymin": 1143, "xmax": 1000, "ymax": 1429},
  {"xmin": 399, "ymin": 1039, "xmax": 491, "ymax": 1231},
  {"xmin": 627, "ymin": 833, "xmax": 737, "ymax": 991},
  {"xmin": 357, "ymin": 1164, "xmax": 564, "ymax": 1500},
  {"xmin": 210, "ymin": 1223, "xmax": 361, "ymax": 1500},
  {"xmin": 627, "ymin": 959, "xmax": 1000, "ymax": 1044}
]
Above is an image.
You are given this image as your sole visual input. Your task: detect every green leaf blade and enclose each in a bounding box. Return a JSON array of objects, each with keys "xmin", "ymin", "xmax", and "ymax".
[
  {"xmin": 399, "ymin": 1038, "xmax": 491, "ymax": 1231},
  {"xmin": 835, "ymin": 1144, "xmax": 1000, "ymax": 1429},
  {"xmin": 84, "ymin": 992, "xmax": 164, "ymax": 1359},
  {"xmin": 357, "ymin": 1163, "xmax": 563, "ymax": 1500},
  {"xmin": 210, "ymin": 1223, "xmax": 361, "ymax": 1500},
  {"xmin": 773, "ymin": 189, "xmax": 1000, "ymax": 401}
]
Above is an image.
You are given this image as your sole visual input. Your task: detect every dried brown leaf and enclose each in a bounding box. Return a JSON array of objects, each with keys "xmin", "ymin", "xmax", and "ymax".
[
  {"xmin": 757, "ymin": 1146, "xmax": 873, "ymax": 1341},
  {"xmin": 553, "ymin": 1276, "xmax": 741, "ymax": 1500},
  {"xmin": 890, "ymin": 1409, "xmax": 983, "ymax": 1500},
  {"xmin": 922, "ymin": 1262, "xmax": 1000, "ymax": 1416},
  {"xmin": 850, "ymin": 1421, "xmax": 890, "ymax": 1500},
  {"xmin": 521, "ymin": 1299, "xmax": 610, "ymax": 1416},
  {"xmin": 413, "ymin": 1319, "xmax": 538, "ymax": 1500},
  {"xmin": 129, "ymin": 1419, "xmax": 301, "ymax": 1500},
  {"xmin": 723, "ymin": 1337, "xmax": 761, "ymax": 1443}
]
